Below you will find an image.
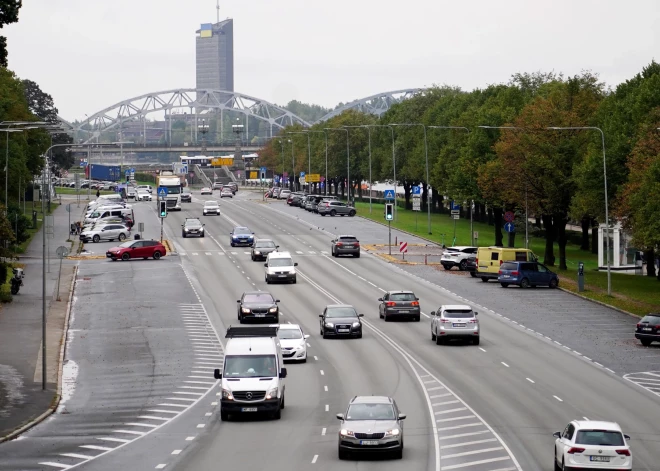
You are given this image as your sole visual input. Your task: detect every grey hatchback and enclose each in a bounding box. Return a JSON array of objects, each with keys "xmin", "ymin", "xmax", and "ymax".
[
  {"xmin": 337, "ymin": 396, "xmax": 405, "ymax": 460},
  {"xmin": 378, "ymin": 291, "xmax": 421, "ymax": 322},
  {"xmin": 331, "ymin": 235, "xmax": 360, "ymax": 258}
]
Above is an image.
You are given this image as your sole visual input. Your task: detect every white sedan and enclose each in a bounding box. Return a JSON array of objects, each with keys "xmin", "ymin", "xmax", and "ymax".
[
  {"xmin": 200, "ymin": 187, "xmax": 212, "ymax": 195},
  {"xmin": 553, "ymin": 420, "xmax": 632, "ymax": 470},
  {"xmin": 203, "ymin": 201, "xmax": 220, "ymax": 215},
  {"xmin": 136, "ymin": 190, "xmax": 152, "ymax": 201},
  {"xmin": 275, "ymin": 324, "xmax": 309, "ymax": 362}
]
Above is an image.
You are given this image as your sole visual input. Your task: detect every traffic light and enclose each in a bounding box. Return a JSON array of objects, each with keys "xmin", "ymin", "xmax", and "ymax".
[
  {"xmin": 159, "ymin": 200, "xmax": 167, "ymax": 218},
  {"xmin": 385, "ymin": 203, "xmax": 394, "ymax": 221}
]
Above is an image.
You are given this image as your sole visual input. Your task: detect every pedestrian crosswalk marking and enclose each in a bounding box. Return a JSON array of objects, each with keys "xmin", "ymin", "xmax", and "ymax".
[
  {"xmin": 296, "ymin": 251, "xmax": 304, "ymax": 254},
  {"xmin": 205, "ymin": 252, "xmax": 212, "ymax": 256},
  {"xmin": 192, "ymin": 253, "xmax": 198, "ymax": 256}
]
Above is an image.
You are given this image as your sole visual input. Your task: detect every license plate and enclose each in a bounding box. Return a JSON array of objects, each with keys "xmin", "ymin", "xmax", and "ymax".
[
  {"xmin": 278, "ymin": 274, "xmax": 287, "ymax": 278},
  {"xmin": 241, "ymin": 407, "xmax": 258, "ymax": 412},
  {"xmin": 338, "ymin": 329, "xmax": 350, "ymax": 333},
  {"xmin": 453, "ymin": 323, "xmax": 466, "ymax": 327},
  {"xmin": 501, "ymin": 275, "xmax": 510, "ymax": 278},
  {"xmin": 360, "ymin": 440, "xmax": 379, "ymax": 445},
  {"xmin": 590, "ymin": 456, "xmax": 610, "ymax": 462},
  {"xmin": 399, "ymin": 310, "xmax": 409, "ymax": 313},
  {"xmin": 345, "ymin": 245, "xmax": 353, "ymax": 248},
  {"xmin": 643, "ymin": 328, "xmax": 652, "ymax": 331},
  {"xmin": 254, "ymin": 314, "xmax": 265, "ymax": 317}
]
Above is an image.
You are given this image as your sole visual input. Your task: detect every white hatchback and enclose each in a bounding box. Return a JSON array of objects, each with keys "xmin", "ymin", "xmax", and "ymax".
[
  {"xmin": 203, "ymin": 200, "xmax": 220, "ymax": 215},
  {"xmin": 554, "ymin": 420, "xmax": 632, "ymax": 470},
  {"xmin": 275, "ymin": 324, "xmax": 309, "ymax": 362}
]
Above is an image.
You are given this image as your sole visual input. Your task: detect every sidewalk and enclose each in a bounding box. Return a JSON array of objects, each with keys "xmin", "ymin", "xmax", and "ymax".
[{"xmin": 0, "ymin": 198, "xmax": 86, "ymax": 441}]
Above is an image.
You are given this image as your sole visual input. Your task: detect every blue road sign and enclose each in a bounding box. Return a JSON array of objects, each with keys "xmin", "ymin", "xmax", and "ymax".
[
  {"xmin": 412, "ymin": 185, "xmax": 421, "ymax": 195},
  {"xmin": 261, "ymin": 166, "xmax": 267, "ymax": 173},
  {"xmin": 157, "ymin": 187, "xmax": 168, "ymax": 198},
  {"xmin": 451, "ymin": 200, "xmax": 461, "ymax": 211},
  {"xmin": 79, "ymin": 162, "xmax": 86, "ymax": 168},
  {"xmin": 504, "ymin": 222, "xmax": 515, "ymax": 233},
  {"xmin": 384, "ymin": 189, "xmax": 395, "ymax": 200},
  {"xmin": 274, "ymin": 175, "xmax": 280, "ymax": 183},
  {"xmin": 300, "ymin": 172, "xmax": 305, "ymax": 178}
]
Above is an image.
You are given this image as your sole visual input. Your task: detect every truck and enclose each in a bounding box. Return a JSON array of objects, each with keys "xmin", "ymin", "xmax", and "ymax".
[
  {"xmin": 86, "ymin": 164, "xmax": 121, "ymax": 181},
  {"xmin": 155, "ymin": 171, "xmax": 182, "ymax": 211}
]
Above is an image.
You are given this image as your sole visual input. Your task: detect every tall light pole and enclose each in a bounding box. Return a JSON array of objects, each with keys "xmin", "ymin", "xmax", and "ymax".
[
  {"xmin": 287, "ymin": 131, "xmax": 311, "ymax": 192},
  {"xmin": 366, "ymin": 125, "xmax": 397, "ymax": 220},
  {"xmin": 548, "ymin": 126, "xmax": 611, "ymax": 296},
  {"xmin": 391, "ymin": 124, "xmax": 431, "ymax": 234},
  {"xmin": 307, "ymin": 130, "xmax": 328, "ymax": 195},
  {"xmin": 324, "ymin": 128, "xmax": 350, "ymax": 201},
  {"xmin": 276, "ymin": 138, "xmax": 291, "ymax": 187},
  {"xmin": 477, "ymin": 126, "xmax": 528, "ymax": 249},
  {"xmin": 343, "ymin": 125, "xmax": 373, "ymax": 212}
]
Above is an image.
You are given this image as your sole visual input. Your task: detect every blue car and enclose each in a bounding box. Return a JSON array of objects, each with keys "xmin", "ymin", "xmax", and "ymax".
[
  {"xmin": 498, "ymin": 261, "xmax": 559, "ymax": 289},
  {"xmin": 230, "ymin": 226, "xmax": 254, "ymax": 247}
]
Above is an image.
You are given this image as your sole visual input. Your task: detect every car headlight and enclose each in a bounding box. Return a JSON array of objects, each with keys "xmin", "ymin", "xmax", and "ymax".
[
  {"xmin": 200, "ymin": 228, "xmax": 204, "ymax": 232},
  {"xmin": 222, "ymin": 388, "xmax": 233, "ymax": 400},
  {"xmin": 352, "ymin": 322, "xmax": 361, "ymax": 328},
  {"xmin": 269, "ymin": 307, "xmax": 277, "ymax": 313},
  {"xmin": 184, "ymin": 228, "xmax": 189, "ymax": 232},
  {"xmin": 340, "ymin": 429, "xmax": 354, "ymax": 437},
  {"xmin": 325, "ymin": 322, "xmax": 334, "ymax": 328},
  {"xmin": 254, "ymin": 251, "xmax": 261, "ymax": 255},
  {"xmin": 241, "ymin": 308, "xmax": 250, "ymax": 314},
  {"xmin": 265, "ymin": 387, "xmax": 278, "ymax": 400},
  {"xmin": 385, "ymin": 429, "xmax": 400, "ymax": 437}
]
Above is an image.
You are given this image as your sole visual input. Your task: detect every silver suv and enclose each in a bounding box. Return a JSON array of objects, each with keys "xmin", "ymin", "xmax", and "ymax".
[
  {"xmin": 430, "ymin": 304, "xmax": 480, "ymax": 345},
  {"xmin": 318, "ymin": 200, "xmax": 356, "ymax": 217},
  {"xmin": 337, "ymin": 396, "xmax": 406, "ymax": 460},
  {"xmin": 440, "ymin": 246, "xmax": 478, "ymax": 271}
]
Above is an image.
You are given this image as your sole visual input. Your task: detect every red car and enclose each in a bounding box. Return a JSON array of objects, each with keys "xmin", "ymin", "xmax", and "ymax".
[{"xmin": 106, "ymin": 240, "xmax": 167, "ymax": 261}]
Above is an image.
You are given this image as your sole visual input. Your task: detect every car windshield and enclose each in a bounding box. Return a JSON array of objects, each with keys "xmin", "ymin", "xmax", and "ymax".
[
  {"xmin": 390, "ymin": 293, "xmax": 416, "ymax": 301},
  {"xmin": 346, "ymin": 403, "xmax": 396, "ymax": 420},
  {"xmin": 325, "ymin": 307, "xmax": 358, "ymax": 318},
  {"xmin": 443, "ymin": 310, "xmax": 474, "ymax": 318},
  {"xmin": 575, "ymin": 430, "xmax": 625, "ymax": 446},
  {"xmin": 234, "ymin": 227, "xmax": 251, "ymax": 235},
  {"xmin": 243, "ymin": 294, "xmax": 274, "ymax": 303},
  {"xmin": 256, "ymin": 241, "xmax": 276, "ymax": 248},
  {"xmin": 277, "ymin": 329, "xmax": 302, "ymax": 340},
  {"xmin": 223, "ymin": 355, "xmax": 277, "ymax": 378},
  {"xmin": 118, "ymin": 241, "xmax": 135, "ymax": 248},
  {"xmin": 268, "ymin": 258, "xmax": 293, "ymax": 267}
]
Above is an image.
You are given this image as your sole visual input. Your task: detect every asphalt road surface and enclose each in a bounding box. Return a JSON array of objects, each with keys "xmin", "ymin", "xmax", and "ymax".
[{"xmin": 2, "ymin": 193, "xmax": 658, "ymax": 471}]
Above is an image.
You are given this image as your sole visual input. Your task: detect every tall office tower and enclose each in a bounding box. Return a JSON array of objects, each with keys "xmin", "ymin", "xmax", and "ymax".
[{"xmin": 196, "ymin": 19, "xmax": 234, "ymax": 91}]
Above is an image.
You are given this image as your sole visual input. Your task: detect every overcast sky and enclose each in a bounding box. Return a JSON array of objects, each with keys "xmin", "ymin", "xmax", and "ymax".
[{"xmin": 5, "ymin": 0, "xmax": 659, "ymax": 121}]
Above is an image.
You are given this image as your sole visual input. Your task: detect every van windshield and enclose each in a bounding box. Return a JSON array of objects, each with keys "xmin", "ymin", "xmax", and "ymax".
[
  {"xmin": 268, "ymin": 258, "xmax": 293, "ymax": 267},
  {"xmin": 223, "ymin": 355, "xmax": 277, "ymax": 378}
]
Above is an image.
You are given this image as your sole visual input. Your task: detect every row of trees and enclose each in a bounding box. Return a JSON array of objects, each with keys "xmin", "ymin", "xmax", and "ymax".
[{"xmin": 258, "ymin": 63, "xmax": 660, "ymax": 278}]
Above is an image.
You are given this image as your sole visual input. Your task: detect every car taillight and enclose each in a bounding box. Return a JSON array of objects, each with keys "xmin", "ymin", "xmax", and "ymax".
[
  {"xmin": 637, "ymin": 323, "xmax": 641, "ymax": 328},
  {"xmin": 499, "ymin": 260, "xmax": 503, "ymax": 265},
  {"xmin": 615, "ymin": 449, "xmax": 631, "ymax": 456},
  {"xmin": 411, "ymin": 301, "xmax": 419, "ymax": 306},
  {"xmin": 511, "ymin": 271, "xmax": 519, "ymax": 276},
  {"xmin": 386, "ymin": 302, "xmax": 396, "ymax": 307},
  {"xmin": 498, "ymin": 270, "xmax": 503, "ymax": 275},
  {"xmin": 336, "ymin": 242, "xmax": 343, "ymax": 247},
  {"xmin": 354, "ymin": 242, "xmax": 360, "ymax": 246},
  {"xmin": 468, "ymin": 319, "xmax": 478, "ymax": 323},
  {"xmin": 440, "ymin": 319, "xmax": 451, "ymax": 323},
  {"xmin": 567, "ymin": 447, "xmax": 585, "ymax": 454},
  {"xmin": 475, "ymin": 258, "xmax": 478, "ymax": 264}
]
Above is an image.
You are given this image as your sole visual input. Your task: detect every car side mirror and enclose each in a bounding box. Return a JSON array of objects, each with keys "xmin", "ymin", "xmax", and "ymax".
[
  {"xmin": 264, "ymin": 263, "xmax": 268, "ymax": 267},
  {"xmin": 398, "ymin": 413, "xmax": 406, "ymax": 420},
  {"xmin": 252, "ymin": 232, "xmax": 255, "ymax": 234},
  {"xmin": 236, "ymin": 300, "xmax": 241, "ymax": 303},
  {"xmin": 181, "ymin": 224, "xmax": 184, "ymax": 226},
  {"xmin": 336, "ymin": 413, "xmax": 344, "ymax": 420},
  {"xmin": 415, "ymin": 298, "xmax": 420, "ymax": 301},
  {"xmin": 358, "ymin": 314, "xmax": 364, "ymax": 317},
  {"xmin": 279, "ymin": 368, "xmax": 287, "ymax": 379},
  {"xmin": 474, "ymin": 312, "xmax": 478, "ymax": 315},
  {"xmin": 276, "ymin": 245, "xmax": 280, "ymax": 248},
  {"xmin": 319, "ymin": 314, "xmax": 323, "ymax": 318},
  {"xmin": 624, "ymin": 434, "xmax": 631, "ymax": 440},
  {"xmin": 430, "ymin": 311, "xmax": 436, "ymax": 316},
  {"xmin": 304, "ymin": 334, "xmax": 310, "ymax": 339},
  {"xmin": 294, "ymin": 263, "xmax": 298, "ymax": 266},
  {"xmin": 552, "ymin": 432, "xmax": 561, "ymax": 439},
  {"xmin": 275, "ymin": 299, "xmax": 280, "ymax": 303},
  {"xmin": 378, "ymin": 298, "xmax": 383, "ymax": 302},
  {"xmin": 214, "ymin": 369, "xmax": 222, "ymax": 379}
]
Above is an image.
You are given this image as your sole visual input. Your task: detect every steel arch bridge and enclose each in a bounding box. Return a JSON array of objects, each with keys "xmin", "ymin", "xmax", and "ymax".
[
  {"xmin": 313, "ymin": 88, "xmax": 424, "ymax": 123},
  {"xmin": 58, "ymin": 89, "xmax": 313, "ymax": 144}
]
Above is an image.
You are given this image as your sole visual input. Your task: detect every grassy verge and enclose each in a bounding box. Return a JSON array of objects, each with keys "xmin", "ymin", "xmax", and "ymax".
[{"xmin": 55, "ymin": 188, "xmax": 115, "ymax": 196}]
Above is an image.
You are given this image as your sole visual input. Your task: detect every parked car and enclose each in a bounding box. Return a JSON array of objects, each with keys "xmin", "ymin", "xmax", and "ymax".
[
  {"xmin": 378, "ymin": 291, "xmax": 421, "ymax": 322},
  {"xmin": 106, "ymin": 239, "xmax": 166, "ymax": 261},
  {"xmin": 498, "ymin": 261, "xmax": 559, "ymax": 288},
  {"xmin": 318, "ymin": 201, "xmax": 356, "ymax": 217},
  {"xmin": 635, "ymin": 312, "xmax": 660, "ymax": 346},
  {"xmin": 476, "ymin": 247, "xmax": 537, "ymax": 281},
  {"xmin": 430, "ymin": 305, "xmax": 480, "ymax": 345},
  {"xmin": 331, "ymin": 235, "xmax": 360, "ymax": 258},
  {"xmin": 319, "ymin": 304, "xmax": 364, "ymax": 339},
  {"xmin": 465, "ymin": 256, "xmax": 478, "ymax": 277},
  {"xmin": 203, "ymin": 200, "xmax": 220, "ymax": 216},
  {"xmin": 200, "ymin": 187, "xmax": 212, "ymax": 195},
  {"xmin": 278, "ymin": 189, "xmax": 291, "ymax": 200},
  {"xmin": 80, "ymin": 224, "xmax": 130, "ymax": 243},
  {"xmin": 440, "ymin": 246, "xmax": 478, "ymax": 271},
  {"xmin": 182, "ymin": 218, "xmax": 205, "ymax": 238},
  {"xmin": 337, "ymin": 396, "xmax": 405, "ymax": 460}
]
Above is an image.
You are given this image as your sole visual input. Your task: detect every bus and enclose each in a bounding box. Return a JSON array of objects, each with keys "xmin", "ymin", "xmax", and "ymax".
[{"xmin": 179, "ymin": 155, "xmax": 211, "ymax": 167}]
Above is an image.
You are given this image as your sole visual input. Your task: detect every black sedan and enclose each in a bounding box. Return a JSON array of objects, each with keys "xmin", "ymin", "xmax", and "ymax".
[
  {"xmin": 378, "ymin": 291, "xmax": 421, "ymax": 322},
  {"xmin": 635, "ymin": 313, "xmax": 660, "ymax": 346},
  {"xmin": 237, "ymin": 291, "xmax": 280, "ymax": 323},
  {"xmin": 251, "ymin": 239, "xmax": 278, "ymax": 261},
  {"xmin": 319, "ymin": 305, "xmax": 364, "ymax": 339}
]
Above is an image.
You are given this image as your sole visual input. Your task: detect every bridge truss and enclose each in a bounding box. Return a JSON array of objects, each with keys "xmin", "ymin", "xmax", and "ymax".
[{"xmin": 314, "ymin": 88, "xmax": 424, "ymax": 123}]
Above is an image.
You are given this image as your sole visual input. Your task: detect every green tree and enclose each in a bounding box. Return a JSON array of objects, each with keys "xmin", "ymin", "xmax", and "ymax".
[{"xmin": 0, "ymin": 0, "xmax": 21, "ymax": 67}]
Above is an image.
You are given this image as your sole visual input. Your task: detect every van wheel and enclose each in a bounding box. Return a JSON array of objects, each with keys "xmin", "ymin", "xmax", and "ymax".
[
  {"xmin": 153, "ymin": 251, "xmax": 161, "ymax": 260},
  {"xmin": 118, "ymin": 233, "xmax": 126, "ymax": 241},
  {"xmin": 93, "ymin": 235, "xmax": 100, "ymax": 243},
  {"xmin": 480, "ymin": 277, "xmax": 489, "ymax": 282},
  {"xmin": 436, "ymin": 335, "xmax": 444, "ymax": 345},
  {"xmin": 121, "ymin": 253, "xmax": 130, "ymax": 261},
  {"xmin": 338, "ymin": 447, "xmax": 349, "ymax": 460},
  {"xmin": 470, "ymin": 272, "xmax": 477, "ymax": 278},
  {"xmin": 520, "ymin": 278, "xmax": 531, "ymax": 289},
  {"xmin": 280, "ymin": 394, "xmax": 285, "ymax": 409}
]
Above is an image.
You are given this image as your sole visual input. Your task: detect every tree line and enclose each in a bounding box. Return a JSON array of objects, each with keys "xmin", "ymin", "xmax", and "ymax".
[{"xmin": 258, "ymin": 63, "xmax": 660, "ymax": 279}]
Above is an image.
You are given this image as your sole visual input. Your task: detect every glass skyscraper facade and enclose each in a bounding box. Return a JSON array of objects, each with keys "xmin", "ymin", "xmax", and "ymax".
[{"xmin": 196, "ymin": 19, "xmax": 234, "ymax": 92}]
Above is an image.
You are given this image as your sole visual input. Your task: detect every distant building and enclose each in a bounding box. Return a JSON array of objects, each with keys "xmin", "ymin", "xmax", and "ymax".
[{"xmin": 196, "ymin": 19, "xmax": 234, "ymax": 92}]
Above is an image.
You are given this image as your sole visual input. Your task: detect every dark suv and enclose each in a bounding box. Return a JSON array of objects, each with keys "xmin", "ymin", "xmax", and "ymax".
[
  {"xmin": 498, "ymin": 261, "xmax": 559, "ymax": 288},
  {"xmin": 237, "ymin": 291, "xmax": 280, "ymax": 323},
  {"xmin": 635, "ymin": 313, "xmax": 660, "ymax": 346},
  {"xmin": 182, "ymin": 218, "xmax": 205, "ymax": 238},
  {"xmin": 331, "ymin": 235, "xmax": 360, "ymax": 258}
]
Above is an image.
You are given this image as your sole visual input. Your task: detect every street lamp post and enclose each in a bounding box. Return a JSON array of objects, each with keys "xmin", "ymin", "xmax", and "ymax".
[
  {"xmin": 287, "ymin": 131, "xmax": 311, "ymax": 192},
  {"xmin": 343, "ymin": 126, "xmax": 373, "ymax": 213},
  {"xmin": 324, "ymin": 128, "xmax": 350, "ymax": 202},
  {"xmin": 366, "ymin": 125, "xmax": 397, "ymax": 220},
  {"xmin": 305, "ymin": 131, "xmax": 328, "ymax": 195},
  {"xmin": 391, "ymin": 124, "xmax": 431, "ymax": 234},
  {"xmin": 548, "ymin": 126, "xmax": 611, "ymax": 296}
]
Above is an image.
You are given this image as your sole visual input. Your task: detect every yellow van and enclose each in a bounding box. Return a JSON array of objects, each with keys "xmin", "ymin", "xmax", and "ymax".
[{"xmin": 476, "ymin": 247, "xmax": 538, "ymax": 281}]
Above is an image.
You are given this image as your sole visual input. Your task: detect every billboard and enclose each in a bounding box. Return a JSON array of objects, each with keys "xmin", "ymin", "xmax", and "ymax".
[{"xmin": 211, "ymin": 157, "xmax": 234, "ymax": 167}]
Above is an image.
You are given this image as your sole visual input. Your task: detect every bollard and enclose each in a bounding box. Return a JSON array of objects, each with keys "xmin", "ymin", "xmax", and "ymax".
[
  {"xmin": 425, "ymin": 254, "xmax": 427, "ymax": 265},
  {"xmin": 395, "ymin": 236, "xmax": 398, "ymax": 246},
  {"xmin": 577, "ymin": 261, "xmax": 585, "ymax": 292}
]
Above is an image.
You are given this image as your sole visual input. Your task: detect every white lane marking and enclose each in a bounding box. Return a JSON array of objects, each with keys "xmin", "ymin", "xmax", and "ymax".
[
  {"xmin": 427, "ymin": 386, "xmax": 444, "ymax": 391},
  {"xmin": 433, "ymin": 400, "xmax": 460, "ymax": 407},
  {"xmin": 437, "ymin": 423, "xmax": 482, "ymax": 432},
  {"xmin": 80, "ymin": 445, "xmax": 113, "ymax": 451},
  {"xmin": 430, "ymin": 394, "xmax": 453, "ymax": 401},
  {"xmin": 321, "ymin": 428, "xmax": 327, "ymax": 436},
  {"xmin": 479, "ymin": 348, "xmax": 486, "ymax": 352},
  {"xmin": 211, "ymin": 401, "xmax": 218, "ymax": 405},
  {"xmin": 440, "ymin": 454, "xmax": 509, "ymax": 469},
  {"xmin": 325, "ymin": 404, "xmax": 329, "ymax": 412},
  {"xmin": 205, "ymin": 252, "xmax": 212, "ymax": 256},
  {"xmin": 605, "ymin": 368, "xmax": 615, "ymax": 373},
  {"xmin": 324, "ymin": 385, "xmax": 328, "ymax": 392},
  {"xmin": 61, "ymin": 453, "xmax": 95, "ymax": 459},
  {"xmin": 39, "ymin": 463, "xmax": 71, "ymax": 469},
  {"xmin": 125, "ymin": 423, "xmax": 158, "ymax": 428},
  {"xmin": 115, "ymin": 430, "xmax": 144, "ymax": 436},
  {"xmin": 172, "ymin": 450, "xmax": 182, "ymax": 455},
  {"xmin": 501, "ymin": 362, "xmax": 510, "ymax": 368},
  {"xmin": 553, "ymin": 395, "xmax": 563, "ymax": 402},
  {"xmin": 314, "ymin": 356, "xmax": 319, "ymax": 361},
  {"xmin": 311, "ymin": 455, "xmax": 318, "ymax": 464},
  {"xmin": 438, "ymin": 430, "xmax": 490, "ymax": 440},
  {"xmin": 192, "ymin": 253, "xmax": 198, "ymax": 256},
  {"xmin": 156, "ymin": 465, "xmax": 166, "ymax": 470},
  {"xmin": 320, "ymin": 370, "xmax": 325, "ymax": 375},
  {"xmin": 197, "ymin": 424, "xmax": 205, "ymax": 428},
  {"xmin": 138, "ymin": 416, "xmax": 171, "ymax": 421},
  {"xmin": 440, "ymin": 438, "xmax": 497, "ymax": 449},
  {"xmin": 436, "ymin": 415, "xmax": 476, "ymax": 423},
  {"xmin": 97, "ymin": 437, "xmax": 130, "ymax": 443},
  {"xmin": 148, "ymin": 410, "xmax": 179, "ymax": 415},
  {"xmin": 186, "ymin": 436, "xmax": 195, "ymax": 441},
  {"xmin": 526, "ymin": 378, "xmax": 535, "ymax": 384},
  {"xmin": 594, "ymin": 362, "xmax": 603, "ymax": 367},
  {"xmin": 205, "ymin": 412, "xmax": 212, "ymax": 417},
  {"xmin": 583, "ymin": 416, "xmax": 589, "ymax": 420}
]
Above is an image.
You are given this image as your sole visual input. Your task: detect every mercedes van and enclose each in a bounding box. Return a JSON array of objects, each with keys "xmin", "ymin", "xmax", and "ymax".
[
  {"xmin": 476, "ymin": 247, "xmax": 538, "ymax": 282},
  {"xmin": 214, "ymin": 326, "xmax": 287, "ymax": 421},
  {"xmin": 264, "ymin": 251, "xmax": 298, "ymax": 284}
]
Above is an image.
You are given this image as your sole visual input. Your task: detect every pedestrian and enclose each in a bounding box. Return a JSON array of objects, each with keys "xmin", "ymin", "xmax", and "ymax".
[{"xmin": 96, "ymin": 189, "xmax": 100, "ymax": 198}]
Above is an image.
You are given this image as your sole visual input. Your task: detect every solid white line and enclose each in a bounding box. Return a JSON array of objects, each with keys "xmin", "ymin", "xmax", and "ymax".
[
  {"xmin": 442, "ymin": 446, "xmax": 504, "ymax": 459},
  {"xmin": 553, "ymin": 395, "xmax": 563, "ymax": 402},
  {"xmin": 436, "ymin": 415, "xmax": 476, "ymax": 423},
  {"xmin": 501, "ymin": 362, "xmax": 509, "ymax": 367},
  {"xmin": 440, "ymin": 438, "xmax": 497, "ymax": 449},
  {"xmin": 583, "ymin": 356, "xmax": 592, "ymax": 361},
  {"xmin": 186, "ymin": 436, "xmax": 195, "ymax": 441},
  {"xmin": 325, "ymin": 404, "xmax": 329, "ymax": 411},
  {"xmin": 184, "ymin": 381, "xmax": 216, "ymax": 385},
  {"xmin": 61, "ymin": 453, "xmax": 95, "ymax": 459},
  {"xmin": 440, "ymin": 455, "xmax": 510, "ymax": 469},
  {"xmin": 80, "ymin": 445, "xmax": 113, "ymax": 451},
  {"xmin": 526, "ymin": 378, "xmax": 535, "ymax": 383},
  {"xmin": 594, "ymin": 362, "xmax": 603, "ymax": 367},
  {"xmin": 180, "ymin": 386, "xmax": 211, "ymax": 390},
  {"xmin": 96, "ymin": 437, "xmax": 130, "ymax": 443},
  {"xmin": 324, "ymin": 385, "xmax": 328, "ymax": 391},
  {"xmin": 39, "ymin": 463, "xmax": 71, "ymax": 469},
  {"xmin": 311, "ymin": 455, "xmax": 318, "ymax": 464},
  {"xmin": 172, "ymin": 450, "xmax": 182, "ymax": 455},
  {"xmin": 321, "ymin": 427, "xmax": 326, "ymax": 436}
]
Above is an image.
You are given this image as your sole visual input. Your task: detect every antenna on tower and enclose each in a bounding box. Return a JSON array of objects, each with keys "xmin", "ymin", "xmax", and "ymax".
[{"xmin": 216, "ymin": 0, "xmax": 220, "ymax": 23}]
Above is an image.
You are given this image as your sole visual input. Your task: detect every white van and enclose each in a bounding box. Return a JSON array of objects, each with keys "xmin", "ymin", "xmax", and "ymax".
[
  {"xmin": 85, "ymin": 203, "xmax": 130, "ymax": 218},
  {"xmin": 85, "ymin": 207, "xmax": 134, "ymax": 225},
  {"xmin": 264, "ymin": 251, "xmax": 298, "ymax": 284},
  {"xmin": 214, "ymin": 326, "xmax": 287, "ymax": 421}
]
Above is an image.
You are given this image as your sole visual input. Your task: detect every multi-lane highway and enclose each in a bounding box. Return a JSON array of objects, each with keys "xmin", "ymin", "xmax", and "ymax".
[{"xmin": 1, "ymin": 190, "xmax": 659, "ymax": 471}]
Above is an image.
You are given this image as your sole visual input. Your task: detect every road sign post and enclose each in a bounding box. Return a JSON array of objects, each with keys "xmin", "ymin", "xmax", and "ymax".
[
  {"xmin": 399, "ymin": 241, "xmax": 408, "ymax": 261},
  {"xmin": 55, "ymin": 246, "xmax": 69, "ymax": 301},
  {"xmin": 412, "ymin": 185, "xmax": 421, "ymax": 231},
  {"xmin": 451, "ymin": 201, "xmax": 461, "ymax": 246}
]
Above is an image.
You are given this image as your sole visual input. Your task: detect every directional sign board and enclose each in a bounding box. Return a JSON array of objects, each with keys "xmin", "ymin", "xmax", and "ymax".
[
  {"xmin": 384, "ymin": 189, "xmax": 396, "ymax": 201},
  {"xmin": 157, "ymin": 187, "xmax": 168, "ymax": 198},
  {"xmin": 451, "ymin": 200, "xmax": 461, "ymax": 211},
  {"xmin": 504, "ymin": 211, "xmax": 515, "ymax": 223},
  {"xmin": 412, "ymin": 185, "xmax": 421, "ymax": 196},
  {"xmin": 307, "ymin": 174, "xmax": 321, "ymax": 183},
  {"xmin": 504, "ymin": 222, "xmax": 515, "ymax": 233}
]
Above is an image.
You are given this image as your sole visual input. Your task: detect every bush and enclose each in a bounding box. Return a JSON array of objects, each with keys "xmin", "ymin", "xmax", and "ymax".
[
  {"xmin": 7, "ymin": 205, "xmax": 32, "ymax": 245},
  {"xmin": 135, "ymin": 172, "xmax": 156, "ymax": 184}
]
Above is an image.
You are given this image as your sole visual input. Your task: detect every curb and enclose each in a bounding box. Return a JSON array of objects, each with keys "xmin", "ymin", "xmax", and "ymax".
[
  {"xmin": 0, "ymin": 264, "xmax": 78, "ymax": 443},
  {"xmin": 67, "ymin": 255, "xmax": 106, "ymax": 260}
]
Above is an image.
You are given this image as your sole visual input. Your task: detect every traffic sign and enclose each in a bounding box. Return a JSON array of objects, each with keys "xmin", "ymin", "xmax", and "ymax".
[
  {"xmin": 451, "ymin": 210, "xmax": 460, "ymax": 215},
  {"xmin": 261, "ymin": 166, "xmax": 267, "ymax": 174},
  {"xmin": 452, "ymin": 214, "xmax": 460, "ymax": 219},
  {"xmin": 65, "ymin": 203, "xmax": 71, "ymax": 213},
  {"xmin": 157, "ymin": 187, "xmax": 168, "ymax": 198},
  {"xmin": 56, "ymin": 246, "xmax": 69, "ymax": 259},
  {"xmin": 412, "ymin": 198, "xmax": 421, "ymax": 211},
  {"xmin": 307, "ymin": 174, "xmax": 321, "ymax": 183},
  {"xmin": 300, "ymin": 172, "xmax": 305, "ymax": 178},
  {"xmin": 412, "ymin": 185, "xmax": 421, "ymax": 196},
  {"xmin": 451, "ymin": 201, "xmax": 461, "ymax": 211},
  {"xmin": 504, "ymin": 222, "xmax": 515, "ymax": 233},
  {"xmin": 384, "ymin": 189, "xmax": 395, "ymax": 200},
  {"xmin": 504, "ymin": 211, "xmax": 515, "ymax": 223},
  {"xmin": 399, "ymin": 241, "xmax": 408, "ymax": 253},
  {"xmin": 473, "ymin": 231, "xmax": 479, "ymax": 239}
]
